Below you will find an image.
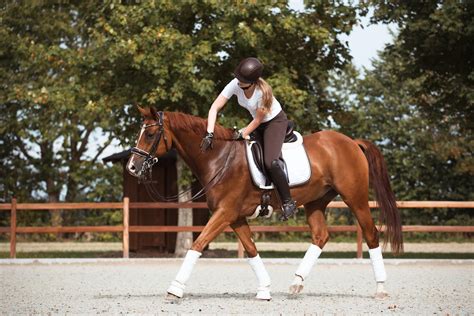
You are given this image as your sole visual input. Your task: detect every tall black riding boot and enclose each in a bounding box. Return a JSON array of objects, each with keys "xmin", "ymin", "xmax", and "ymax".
[{"xmin": 269, "ymin": 159, "xmax": 297, "ymax": 221}]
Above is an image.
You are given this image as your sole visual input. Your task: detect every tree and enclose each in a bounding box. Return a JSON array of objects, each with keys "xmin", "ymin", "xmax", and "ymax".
[
  {"xmin": 90, "ymin": 0, "xmax": 359, "ymax": 133},
  {"xmin": 1, "ymin": 1, "xmax": 124, "ymax": 203},
  {"xmin": 1, "ymin": 1, "xmax": 362, "ymax": 237},
  {"xmin": 0, "ymin": 2, "xmax": 124, "ymax": 234},
  {"xmin": 367, "ymin": 0, "xmax": 473, "ymax": 178},
  {"xmin": 330, "ymin": 1, "xmax": 473, "ymax": 224},
  {"xmin": 175, "ymin": 156, "xmax": 194, "ymax": 257}
]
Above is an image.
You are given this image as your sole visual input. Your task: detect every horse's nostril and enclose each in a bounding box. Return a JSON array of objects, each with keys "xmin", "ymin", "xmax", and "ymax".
[{"xmin": 130, "ymin": 165, "xmax": 136, "ymax": 171}]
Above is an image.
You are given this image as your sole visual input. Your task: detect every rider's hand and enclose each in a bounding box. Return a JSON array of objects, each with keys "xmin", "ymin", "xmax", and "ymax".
[
  {"xmin": 233, "ymin": 128, "xmax": 250, "ymax": 141},
  {"xmin": 200, "ymin": 131, "xmax": 214, "ymax": 152}
]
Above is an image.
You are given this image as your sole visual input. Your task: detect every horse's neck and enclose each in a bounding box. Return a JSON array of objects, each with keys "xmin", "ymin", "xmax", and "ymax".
[{"xmin": 172, "ymin": 129, "xmax": 234, "ymax": 185}]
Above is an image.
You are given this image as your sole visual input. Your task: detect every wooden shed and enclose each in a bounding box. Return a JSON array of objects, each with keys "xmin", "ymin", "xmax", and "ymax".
[{"xmin": 103, "ymin": 149, "xmax": 209, "ymax": 253}]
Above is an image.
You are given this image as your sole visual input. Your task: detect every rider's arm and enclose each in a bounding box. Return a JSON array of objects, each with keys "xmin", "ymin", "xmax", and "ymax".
[
  {"xmin": 241, "ymin": 108, "xmax": 265, "ymax": 138},
  {"xmin": 206, "ymin": 94, "xmax": 228, "ymax": 133}
]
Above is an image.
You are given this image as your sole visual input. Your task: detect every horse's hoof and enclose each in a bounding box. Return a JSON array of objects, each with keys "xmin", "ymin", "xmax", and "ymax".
[
  {"xmin": 256, "ymin": 289, "xmax": 272, "ymax": 301},
  {"xmin": 374, "ymin": 291, "xmax": 389, "ymax": 300},
  {"xmin": 374, "ymin": 282, "xmax": 388, "ymax": 300},
  {"xmin": 289, "ymin": 276, "xmax": 304, "ymax": 295},
  {"xmin": 167, "ymin": 281, "xmax": 184, "ymax": 298},
  {"xmin": 165, "ymin": 293, "xmax": 181, "ymax": 301},
  {"xmin": 289, "ymin": 284, "xmax": 304, "ymax": 295}
]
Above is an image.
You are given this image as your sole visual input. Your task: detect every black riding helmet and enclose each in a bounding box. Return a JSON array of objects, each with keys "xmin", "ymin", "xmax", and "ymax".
[{"xmin": 234, "ymin": 57, "xmax": 263, "ymax": 83}]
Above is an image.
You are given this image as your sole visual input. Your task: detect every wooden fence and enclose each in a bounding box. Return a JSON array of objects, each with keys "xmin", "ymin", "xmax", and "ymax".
[{"xmin": 0, "ymin": 199, "xmax": 473, "ymax": 259}]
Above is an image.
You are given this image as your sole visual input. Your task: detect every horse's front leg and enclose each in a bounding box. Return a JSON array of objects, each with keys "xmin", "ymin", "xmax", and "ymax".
[
  {"xmin": 166, "ymin": 209, "xmax": 234, "ymax": 299},
  {"xmin": 231, "ymin": 218, "xmax": 271, "ymax": 301}
]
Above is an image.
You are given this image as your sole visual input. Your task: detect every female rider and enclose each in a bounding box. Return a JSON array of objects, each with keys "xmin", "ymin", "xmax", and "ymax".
[{"xmin": 200, "ymin": 57, "xmax": 297, "ymax": 220}]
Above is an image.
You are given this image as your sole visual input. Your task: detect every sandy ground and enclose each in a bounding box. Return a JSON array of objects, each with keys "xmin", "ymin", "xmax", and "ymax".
[
  {"xmin": 1, "ymin": 242, "xmax": 473, "ymax": 253},
  {"xmin": 0, "ymin": 258, "xmax": 472, "ymax": 315}
]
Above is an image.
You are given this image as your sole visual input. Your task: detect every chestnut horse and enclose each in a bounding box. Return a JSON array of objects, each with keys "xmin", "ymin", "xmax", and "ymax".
[{"xmin": 127, "ymin": 107, "xmax": 403, "ymax": 301}]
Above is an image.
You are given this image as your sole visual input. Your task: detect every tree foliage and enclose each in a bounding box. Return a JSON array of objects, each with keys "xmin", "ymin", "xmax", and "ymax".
[
  {"xmin": 1, "ymin": 1, "xmax": 471, "ymax": 234},
  {"xmin": 1, "ymin": 1, "xmax": 124, "ymax": 203},
  {"xmin": 1, "ymin": 0, "xmax": 358, "ymax": 204},
  {"xmin": 332, "ymin": 1, "xmax": 473, "ymax": 225}
]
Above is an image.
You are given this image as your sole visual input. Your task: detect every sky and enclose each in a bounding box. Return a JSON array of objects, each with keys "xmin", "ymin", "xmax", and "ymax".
[{"xmin": 96, "ymin": 2, "xmax": 397, "ymax": 161}]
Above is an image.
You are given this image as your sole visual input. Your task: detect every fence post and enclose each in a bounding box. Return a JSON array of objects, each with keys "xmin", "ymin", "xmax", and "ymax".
[
  {"xmin": 10, "ymin": 198, "xmax": 17, "ymax": 259},
  {"xmin": 356, "ymin": 224, "xmax": 363, "ymax": 259},
  {"xmin": 237, "ymin": 240, "xmax": 244, "ymax": 258},
  {"xmin": 123, "ymin": 197, "xmax": 129, "ymax": 259}
]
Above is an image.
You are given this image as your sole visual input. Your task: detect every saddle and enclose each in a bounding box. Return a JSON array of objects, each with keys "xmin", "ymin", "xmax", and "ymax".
[
  {"xmin": 250, "ymin": 121, "xmax": 297, "ymax": 186},
  {"xmin": 246, "ymin": 121, "xmax": 311, "ymax": 190}
]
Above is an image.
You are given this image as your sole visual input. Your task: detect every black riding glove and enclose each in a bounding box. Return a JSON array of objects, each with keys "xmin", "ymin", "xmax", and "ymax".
[
  {"xmin": 232, "ymin": 129, "xmax": 244, "ymax": 140},
  {"xmin": 232, "ymin": 127, "xmax": 251, "ymax": 141},
  {"xmin": 200, "ymin": 132, "xmax": 214, "ymax": 152}
]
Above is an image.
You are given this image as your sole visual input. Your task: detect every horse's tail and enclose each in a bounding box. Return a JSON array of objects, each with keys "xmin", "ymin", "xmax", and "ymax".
[{"xmin": 355, "ymin": 139, "xmax": 404, "ymax": 255}]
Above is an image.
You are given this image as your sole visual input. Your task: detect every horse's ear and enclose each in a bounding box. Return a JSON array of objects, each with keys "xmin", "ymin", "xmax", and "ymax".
[
  {"xmin": 150, "ymin": 106, "xmax": 159, "ymax": 120},
  {"xmin": 136, "ymin": 105, "xmax": 149, "ymax": 117}
]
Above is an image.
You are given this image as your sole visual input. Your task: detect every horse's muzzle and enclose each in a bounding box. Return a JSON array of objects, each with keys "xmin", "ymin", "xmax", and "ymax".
[{"xmin": 126, "ymin": 156, "xmax": 143, "ymax": 178}]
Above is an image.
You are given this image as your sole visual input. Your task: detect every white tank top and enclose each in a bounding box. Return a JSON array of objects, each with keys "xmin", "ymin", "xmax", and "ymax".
[{"xmin": 220, "ymin": 78, "xmax": 282, "ymax": 122}]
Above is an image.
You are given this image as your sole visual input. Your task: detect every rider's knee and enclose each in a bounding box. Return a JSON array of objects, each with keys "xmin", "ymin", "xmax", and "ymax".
[{"xmin": 267, "ymin": 158, "xmax": 282, "ymax": 171}]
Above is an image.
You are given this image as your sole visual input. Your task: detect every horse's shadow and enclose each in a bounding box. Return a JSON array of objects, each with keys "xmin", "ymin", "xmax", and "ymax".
[
  {"xmin": 94, "ymin": 291, "xmax": 372, "ymax": 302},
  {"xmin": 170, "ymin": 292, "xmax": 373, "ymax": 302}
]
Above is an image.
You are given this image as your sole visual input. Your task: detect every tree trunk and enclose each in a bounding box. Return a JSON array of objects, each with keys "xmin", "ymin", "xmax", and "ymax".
[
  {"xmin": 48, "ymin": 184, "xmax": 62, "ymax": 241},
  {"xmin": 174, "ymin": 156, "xmax": 193, "ymax": 257}
]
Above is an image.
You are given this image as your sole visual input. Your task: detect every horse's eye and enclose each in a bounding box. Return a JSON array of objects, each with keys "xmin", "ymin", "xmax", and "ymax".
[{"xmin": 146, "ymin": 132, "xmax": 154, "ymax": 139}]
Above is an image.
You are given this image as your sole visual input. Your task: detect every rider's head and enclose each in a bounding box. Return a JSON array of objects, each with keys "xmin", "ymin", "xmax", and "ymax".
[
  {"xmin": 234, "ymin": 57, "xmax": 273, "ymax": 114},
  {"xmin": 234, "ymin": 57, "xmax": 263, "ymax": 84}
]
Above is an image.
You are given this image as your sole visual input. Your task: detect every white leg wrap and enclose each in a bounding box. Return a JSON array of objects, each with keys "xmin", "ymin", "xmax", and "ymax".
[
  {"xmin": 248, "ymin": 254, "xmax": 271, "ymax": 300},
  {"xmin": 369, "ymin": 246, "xmax": 387, "ymax": 282},
  {"xmin": 294, "ymin": 244, "xmax": 322, "ymax": 280},
  {"xmin": 167, "ymin": 250, "xmax": 201, "ymax": 298}
]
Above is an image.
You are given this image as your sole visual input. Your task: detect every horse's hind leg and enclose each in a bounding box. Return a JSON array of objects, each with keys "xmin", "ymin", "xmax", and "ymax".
[
  {"xmin": 342, "ymin": 195, "xmax": 389, "ymax": 300},
  {"xmin": 289, "ymin": 191, "xmax": 336, "ymax": 295},
  {"xmin": 231, "ymin": 218, "xmax": 271, "ymax": 301}
]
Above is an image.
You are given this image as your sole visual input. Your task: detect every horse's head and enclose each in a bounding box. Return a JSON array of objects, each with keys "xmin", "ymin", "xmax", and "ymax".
[{"xmin": 126, "ymin": 106, "xmax": 172, "ymax": 178}]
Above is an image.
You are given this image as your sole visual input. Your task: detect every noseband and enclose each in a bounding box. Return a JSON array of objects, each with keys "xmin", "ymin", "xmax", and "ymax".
[{"xmin": 131, "ymin": 111, "xmax": 170, "ymax": 177}]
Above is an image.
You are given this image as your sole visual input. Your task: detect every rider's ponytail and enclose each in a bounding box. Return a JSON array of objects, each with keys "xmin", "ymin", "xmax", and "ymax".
[{"xmin": 256, "ymin": 78, "xmax": 273, "ymax": 114}]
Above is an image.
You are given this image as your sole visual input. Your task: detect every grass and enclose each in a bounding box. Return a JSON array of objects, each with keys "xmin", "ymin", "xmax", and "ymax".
[{"xmin": 1, "ymin": 251, "xmax": 473, "ymax": 259}]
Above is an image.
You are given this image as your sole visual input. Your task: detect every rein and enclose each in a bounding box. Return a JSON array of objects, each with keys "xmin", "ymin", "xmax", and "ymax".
[{"xmin": 132, "ymin": 111, "xmax": 237, "ymax": 203}]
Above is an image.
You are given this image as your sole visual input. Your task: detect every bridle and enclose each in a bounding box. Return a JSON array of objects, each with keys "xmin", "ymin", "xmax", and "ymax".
[
  {"xmin": 131, "ymin": 111, "xmax": 169, "ymax": 173},
  {"xmin": 130, "ymin": 111, "xmax": 236, "ymax": 202}
]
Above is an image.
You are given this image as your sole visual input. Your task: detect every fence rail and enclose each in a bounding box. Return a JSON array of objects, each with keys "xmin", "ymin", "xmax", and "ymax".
[{"xmin": 0, "ymin": 199, "xmax": 473, "ymax": 259}]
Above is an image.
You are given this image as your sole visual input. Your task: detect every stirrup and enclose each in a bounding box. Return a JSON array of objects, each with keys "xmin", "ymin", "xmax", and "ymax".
[{"xmin": 279, "ymin": 200, "xmax": 297, "ymax": 221}]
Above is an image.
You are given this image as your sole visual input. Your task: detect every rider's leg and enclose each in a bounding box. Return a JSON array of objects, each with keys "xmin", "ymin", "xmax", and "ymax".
[
  {"xmin": 167, "ymin": 209, "xmax": 234, "ymax": 298},
  {"xmin": 268, "ymin": 159, "xmax": 297, "ymax": 220},
  {"xmin": 231, "ymin": 218, "xmax": 271, "ymax": 300},
  {"xmin": 262, "ymin": 112, "xmax": 297, "ymax": 220}
]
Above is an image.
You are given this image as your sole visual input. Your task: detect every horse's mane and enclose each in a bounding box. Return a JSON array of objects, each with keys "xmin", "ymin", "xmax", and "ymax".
[{"xmin": 166, "ymin": 111, "xmax": 234, "ymax": 140}]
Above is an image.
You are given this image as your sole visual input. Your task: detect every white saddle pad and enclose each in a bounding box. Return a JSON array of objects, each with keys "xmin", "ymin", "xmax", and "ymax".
[{"xmin": 245, "ymin": 131, "xmax": 311, "ymax": 189}]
